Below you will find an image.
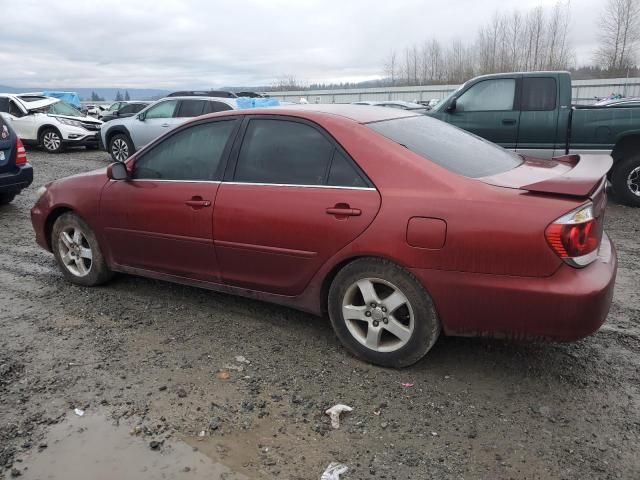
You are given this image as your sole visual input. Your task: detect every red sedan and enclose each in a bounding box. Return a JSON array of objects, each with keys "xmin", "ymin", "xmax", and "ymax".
[{"xmin": 31, "ymin": 105, "xmax": 617, "ymax": 367}]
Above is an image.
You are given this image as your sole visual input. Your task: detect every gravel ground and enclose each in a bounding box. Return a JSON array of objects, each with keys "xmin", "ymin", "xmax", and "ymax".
[{"xmin": 1, "ymin": 147, "xmax": 639, "ymax": 479}]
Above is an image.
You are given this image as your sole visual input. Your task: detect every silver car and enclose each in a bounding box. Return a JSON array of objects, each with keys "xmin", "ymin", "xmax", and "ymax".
[{"xmin": 100, "ymin": 96, "xmax": 237, "ymax": 161}]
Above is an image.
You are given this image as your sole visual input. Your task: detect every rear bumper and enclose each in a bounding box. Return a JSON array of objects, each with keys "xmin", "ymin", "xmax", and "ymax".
[
  {"xmin": 0, "ymin": 164, "xmax": 33, "ymax": 195},
  {"xmin": 411, "ymin": 233, "xmax": 617, "ymax": 341}
]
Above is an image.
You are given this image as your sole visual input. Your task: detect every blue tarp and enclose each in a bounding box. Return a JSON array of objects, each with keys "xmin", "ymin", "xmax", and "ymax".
[
  {"xmin": 235, "ymin": 97, "xmax": 280, "ymax": 109},
  {"xmin": 42, "ymin": 91, "xmax": 82, "ymax": 108}
]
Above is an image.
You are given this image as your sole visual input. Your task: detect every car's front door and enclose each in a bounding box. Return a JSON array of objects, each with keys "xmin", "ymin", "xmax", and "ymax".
[
  {"xmin": 130, "ymin": 99, "xmax": 179, "ymax": 149},
  {"xmin": 100, "ymin": 118, "xmax": 240, "ymax": 281},
  {"xmin": 213, "ymin": 117, "xmax": 381, "ymax": 295},
  {"xmin": 440, "ymin": 77, "xmax": 520, "ymax": 148}
]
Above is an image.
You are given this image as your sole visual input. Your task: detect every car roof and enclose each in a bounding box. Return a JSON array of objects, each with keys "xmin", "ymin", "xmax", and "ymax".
[
  {"xmin": 160, "ymin": 96, "xmax": 237, "ymax": 106},
  {"xmin": 200, "ymin": 104, "xmax": 420, "ymax": 124}
]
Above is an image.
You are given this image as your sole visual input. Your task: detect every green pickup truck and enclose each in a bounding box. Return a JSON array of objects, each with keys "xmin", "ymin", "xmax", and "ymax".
[{"xmin": 428, "ymin": 71, "xmax": 640, "ymax": 206}]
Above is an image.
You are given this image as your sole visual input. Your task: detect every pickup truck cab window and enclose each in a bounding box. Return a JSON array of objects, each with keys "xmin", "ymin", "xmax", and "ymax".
[
  {"xmin": 521, "ymin": 78, "xmax": 557, "ymax": 111},
  {"xmin": 456, "ymin": 79, "xmax": 516, "ymax": 112}
]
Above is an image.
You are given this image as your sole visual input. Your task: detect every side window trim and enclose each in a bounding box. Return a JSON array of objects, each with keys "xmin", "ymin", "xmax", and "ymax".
[
  {"xmin": 131, "ymin": 117, "xmax": 242, "ymax": 182},
  {"xmin": 223, "ymin": 115, "xmax": 374, "ymax": 188}
]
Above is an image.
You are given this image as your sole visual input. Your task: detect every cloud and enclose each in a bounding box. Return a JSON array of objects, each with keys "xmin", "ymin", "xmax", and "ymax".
[{"xmin": 0, "ymin": 0, "xmax": 605, "ymax": 89}]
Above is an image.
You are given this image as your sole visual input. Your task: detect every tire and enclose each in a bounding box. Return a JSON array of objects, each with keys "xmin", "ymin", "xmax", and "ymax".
[
  {"xmin": 0, "ymin": 193, "xmax": 16, "ymax": 205},
  {"xmin": 108, "ymin": 133, "xmax": 134, "ymax": 162},
  {"xmin": 39, "ymin": 128, "xmax": 64, "ymax": 153},
  {"xmin": 611, "ymin": 155, "xmax": 640, "ymax": 207},
  {"xmin": 51, "ymin": 212, "xmax": 113, "ymax": 287},
  {"xmin": 328, "ymin": 258, "xmax": 440, "ymax": 368}
]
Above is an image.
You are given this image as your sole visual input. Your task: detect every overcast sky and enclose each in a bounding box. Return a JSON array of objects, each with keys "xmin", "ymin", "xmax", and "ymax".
[{"xmin": 0, "ymin": 0, "xmax": 606, "ymax": 89}]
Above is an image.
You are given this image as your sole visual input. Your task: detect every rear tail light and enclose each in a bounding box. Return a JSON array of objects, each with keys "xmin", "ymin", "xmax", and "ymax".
[
  {"xmin": 15, "ymin": 137, "xmax": 27, "ymax": 166},
  {"xmin": 545, "ymin": 202, "xmax": 603, "ymax": 268}
]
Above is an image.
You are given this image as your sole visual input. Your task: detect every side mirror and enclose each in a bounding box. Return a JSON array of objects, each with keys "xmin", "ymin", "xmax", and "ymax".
[
  {"xmin": 137, "ymin": 112, "xmax": 145, "ymax": 121},
  {"xmin": 446, "ymin": 98, "xmax": 457, "ymax": 112},
  {"xmin": 107, "ymin": 161, "xmax": 129, "ymax": 180}
]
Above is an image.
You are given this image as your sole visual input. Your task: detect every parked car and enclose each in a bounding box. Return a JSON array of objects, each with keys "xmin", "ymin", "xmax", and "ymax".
[
  {"xmin": 353, "ymin": 100, "xmax": 429, "ymax": 114},
  {"xmin": 236, "ymin": 91, "xmax": 268, "ymax": 98},
  {"xmin": 100, "ymin": 101, "xmax": 128, "ymax": 118},
  {"xmin": 0, "ymin": 115, "xmax": 32, "ymax": 204},
  {"xmin": 167, "ymin": 90, "xmax": 237, "ymax": 98},
  {"xmin": 0, "ymin": 94, "xmax": 102, "ymax": 153},
  {"xmin": 32, "ymin": 105, "xmax": 616, "ymax": 367},
  {"xmin": 100, "ymin": 101, "xmax": 151, "ymax": 123},
  {"xmin": 427, "ymin": 71, "xmax": 640, "ymax": 206},
  {"xmin": 100, "ymin": 96, "xmax": 237, "ymax": 161}
]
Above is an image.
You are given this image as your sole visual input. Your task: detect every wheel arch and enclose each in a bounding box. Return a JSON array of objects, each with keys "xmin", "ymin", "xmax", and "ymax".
[
  {"xmin": 37, "ymin": 124, "xmax": 62, "ymax": 144},
  {"xmin": 611, "ymin": 133, "xmax": 640, "ymax": 162},
  {"xmin": 319, "ymin": 254, "xmax": 415, "ymax": 316},
  {"xmin": 104, "ymin": 125, "xmax": 132, "ymax": 148}
]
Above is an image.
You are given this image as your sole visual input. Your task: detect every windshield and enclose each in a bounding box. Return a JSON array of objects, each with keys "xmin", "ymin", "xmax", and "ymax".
[
  {"xmin": 367, "ymin": 115, "xmax": 522, "ymax": 178},
  {"xmin": 48, "ymin": 101, "xmax": 84, "ymax": 117}
]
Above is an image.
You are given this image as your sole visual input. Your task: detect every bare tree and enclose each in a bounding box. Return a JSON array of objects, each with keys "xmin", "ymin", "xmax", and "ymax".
[
  {"xmin": 384, "ymin": 50, "xmax": 398, "ymax": 86},
  {"xmin": 595, "ymin": 0, "xmax": 640, "ymax": 73},
  {"xmin": 271, "ymin": 75, "xmax": 304, "ymax": 91}
]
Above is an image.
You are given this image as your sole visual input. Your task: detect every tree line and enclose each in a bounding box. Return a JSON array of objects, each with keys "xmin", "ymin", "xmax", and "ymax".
[{"xmin": 268, "ymin": 0, "xmax": 640, "ymax": 91}]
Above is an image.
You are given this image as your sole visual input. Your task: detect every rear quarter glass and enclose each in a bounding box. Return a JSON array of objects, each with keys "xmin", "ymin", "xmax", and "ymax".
[{"xmin": 367, "ymin": 115, "xmax": 522, "ymax": 178}]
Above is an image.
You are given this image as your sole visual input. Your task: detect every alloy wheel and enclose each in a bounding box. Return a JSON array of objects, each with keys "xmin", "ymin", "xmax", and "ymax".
[
  {"xmin": 111, "ymin": 138, "xmax": 129, "ymax": 161},
  {"xmin": 627, "ymin": 166, "xmax": 640, "ymax": 197},
  {"xmin": 58, "ymin": 226, "xmax": 93, "ymax": 277},
  {"xmin": 43, "ymin": 131, "xmax": 61, "ymax": 151},
  {"xmin": 341, "ymin": 277, "xmax": 414, "ymax": 353}
]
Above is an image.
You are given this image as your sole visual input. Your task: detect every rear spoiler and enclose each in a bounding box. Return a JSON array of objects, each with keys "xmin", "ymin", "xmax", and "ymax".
[{"xmin": 521, "ymin": 154, "xmax": 613, "ymax": 197}]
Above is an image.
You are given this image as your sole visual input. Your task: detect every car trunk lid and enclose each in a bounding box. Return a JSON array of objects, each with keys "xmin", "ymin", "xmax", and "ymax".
[{"xmin": 480, "ymin": 154, "xmax": 611, "ymax": 197}]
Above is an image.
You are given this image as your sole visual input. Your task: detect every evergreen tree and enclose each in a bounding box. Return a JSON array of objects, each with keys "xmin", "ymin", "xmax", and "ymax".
[
  {"xmin": 124, "ymin": 91, "xmax": 130, "ymax": 101},
  {"xmin": 115, "ymin": 91, "xmax": 123, "ymax": 101}
]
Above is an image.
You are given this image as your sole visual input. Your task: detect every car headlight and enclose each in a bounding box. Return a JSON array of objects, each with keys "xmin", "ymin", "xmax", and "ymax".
[
  {"xmin": 36, "ymin": 185, "xmax": 48, "ymax": 200},
  {"xmin": 57, "ymin": 117, "xmax": 83, "ymax": 128}
]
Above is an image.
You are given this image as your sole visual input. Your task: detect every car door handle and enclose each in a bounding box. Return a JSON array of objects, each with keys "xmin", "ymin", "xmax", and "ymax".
[
  {"xmin": 185, "ymin": 197, "xmax": 211, "ymax": 208},
  {"xmin": 502, "ymin": 119, "xmax": 517, "ymax": 125},
  {"xmin": 161, "ymin": 123, "xmax": 170, "ymax": 128},
  {"xmin": 326, "ymin": 206, "xmax": 361, "ymax": 217}
]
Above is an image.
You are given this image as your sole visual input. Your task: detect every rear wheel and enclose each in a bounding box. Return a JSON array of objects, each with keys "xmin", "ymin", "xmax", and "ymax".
[
  {"xmin": 52, "ymin": 212, "xmax": 113, "ymax": 286},
  {"xmin": 0, "ymin": 193, "xmax": 16, "ymax": 205},
  {"xmin": 328, "ymin": 258, "xmax": 440, "ymax": 368},
  {"xmin": 40, "ymin": 128, "xmax": 64, "ymax": 153},
  {"xmin": 108, "ymin": 133, "xmax": 134, "ymax": 162},
  {"xmin": 611, "ymin": 154, "xmax": 640, "ymax": 207}
]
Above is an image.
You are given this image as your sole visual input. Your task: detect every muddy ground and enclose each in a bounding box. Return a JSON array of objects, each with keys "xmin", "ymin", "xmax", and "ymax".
[{"xmin": 1, "ymin": 148, "xmax": 639, "ymax": 479}]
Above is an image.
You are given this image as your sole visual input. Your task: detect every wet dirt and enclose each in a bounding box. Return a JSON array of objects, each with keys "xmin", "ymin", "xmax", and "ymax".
[{"xmin": 1, "ymin": 148, "xmax": 639, "ymax": 479}]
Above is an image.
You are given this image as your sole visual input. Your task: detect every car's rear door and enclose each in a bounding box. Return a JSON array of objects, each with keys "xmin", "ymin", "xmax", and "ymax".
[
  {"xmin": 213, "ymin": 116, "xmax": 381, "ymax": 295},
  {"xmin": 516, "ymin": 76, "xmax": 561, "ymax": 158},
  {"xmin": 100, "ymin": 118, "xmax": 241, "ymax": 281}
]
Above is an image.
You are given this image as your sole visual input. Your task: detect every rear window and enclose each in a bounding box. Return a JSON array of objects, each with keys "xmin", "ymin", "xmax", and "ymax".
[{"xmin": 367, "ymin": 115, "xmax": 522, "ymax": 178}]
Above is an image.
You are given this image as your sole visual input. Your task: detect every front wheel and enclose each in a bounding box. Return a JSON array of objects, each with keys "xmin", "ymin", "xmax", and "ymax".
[
  {"xmin": 40, "ymin": 128, "xmax": 64, "ymax": 153},
  {"xmin": 108, "ymin": 134, "xmax": 134, "ymax": 162},
  {"xmin": 611, "ymin": 155, "xmax": 640, "ymax": 207},
  {"xmin": 51, "ymin": 212, "xmax": 113, "ymax": 286},
  {"xmin": 328, "ymin": 258, "xmax": 440, "ymax": 368}
]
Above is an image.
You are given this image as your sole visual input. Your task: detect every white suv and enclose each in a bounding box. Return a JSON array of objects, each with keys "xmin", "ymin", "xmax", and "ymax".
[
  {"xmin": 0, "ymin": 94, "xmax": 102, "ymax": 153},
  {"xmin": 100, "ymin": 96, "xmax": 237, "ymax": 161}
]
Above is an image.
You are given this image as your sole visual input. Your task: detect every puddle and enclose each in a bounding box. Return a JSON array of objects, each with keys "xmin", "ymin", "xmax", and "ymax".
[{"xmin": 15, "ymin": 413, "xmax": 248, "ymax": 480}]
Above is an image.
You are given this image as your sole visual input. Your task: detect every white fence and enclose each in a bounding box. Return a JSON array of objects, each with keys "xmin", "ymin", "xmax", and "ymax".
[{"xmin": 269, "ymin": 77, "xmax": 640, "ymax": 105}]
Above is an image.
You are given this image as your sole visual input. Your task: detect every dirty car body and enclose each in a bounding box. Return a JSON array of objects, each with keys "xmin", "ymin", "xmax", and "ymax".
[{"xmin": 31, "ymin": 105, "xmax": 617, "ymax": 366}]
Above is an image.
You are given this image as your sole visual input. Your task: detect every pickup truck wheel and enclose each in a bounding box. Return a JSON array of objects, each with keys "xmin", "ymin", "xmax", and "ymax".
[
  {"xmin": 611, "ymin": 155, "xmax": 640, "ymax": 207},
  {"xmin": 39, "ymin": 128, "xmax": 64, "ymax": 153},
  {"xmin": 109, "ymin": 134, "xmax": 134, "ymax": 162},
  {"xmin": 0, "ymin": 193, "xmax": 16, "ymax": 205}
]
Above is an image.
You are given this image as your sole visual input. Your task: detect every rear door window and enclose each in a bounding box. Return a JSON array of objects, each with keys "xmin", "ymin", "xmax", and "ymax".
[
  {"xmin": 234, "ymin": 119, "xmax": 334, "ymax": 185},
  {"xmin": 177, "ymin": 99, "xmax": 207, "ymax": 118},
  {"xmin": 205, "ymin": 101, "xmax": 234, "ymax": 113},
  {"xmin": 367, "ymin": 115, "xmax": 522, "ymax": 178},
  {"xmin": 327, "ymin": 151, "xmax": 367, "ymax": 188},
  {"xmin": 521, "ymin": 78, "xmax": 557, "ymax": 111}
]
